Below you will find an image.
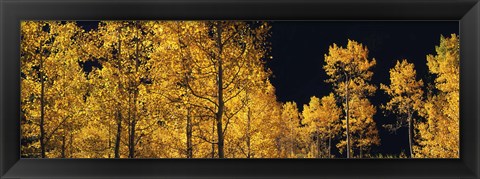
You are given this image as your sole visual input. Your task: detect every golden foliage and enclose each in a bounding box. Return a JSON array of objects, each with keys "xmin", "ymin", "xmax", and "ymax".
[
  {"xmin": 381, "ymin": 59, "xmax": 424, "ymax": 157},
  {"xmin": 324, "ymin": 39, "xmax": 379, "ymax": 158},
  {"xmin": 20, "ymin": 21, "xmax": 459, "ymax": 158},
  {"xmin": 414, "ymin": 34, "xmax": 460, "ymax": 158},
  {"xmin": 21, "ymin": 21, "xmax": 87, "ymax": 158},
  {"xmin": 302, "ymin": 93, "xmax": 341, "ymax": 158}
]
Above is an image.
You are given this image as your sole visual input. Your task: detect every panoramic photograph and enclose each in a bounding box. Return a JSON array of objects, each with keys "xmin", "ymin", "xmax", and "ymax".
[{"xmin": 20, "ymin": 21, "xmax": 459, "ymax": 159}]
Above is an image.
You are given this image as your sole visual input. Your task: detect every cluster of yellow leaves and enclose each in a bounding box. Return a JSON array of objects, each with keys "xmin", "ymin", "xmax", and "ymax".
[
  {"xmin": 381, "ymin": 59, "xmax": 424, "ymax": 157},
  {"xmin": 337, "ymin": 95, "xmax": 380, "ymax": 157},
  {"xmin": 324, "ymin": 40, "xmax": 379, "ymax": 158},
  {"xmin": 414, "ymin": 34, "xmax": 459, "ymax": 158},
  {"xmin": 276, "ymin": 102, "xmax": 302, "ymax": 158},
  {"xmin": 223, "ymin": 85, "xmax": 279, "ymax": 158},
  {"xmin": 381, "ymin": 60, "xmax": 424, "ymax": 116},
  {"xmin": 301, "ymin": 93, "xmax": 341, "ymax": 158},
  {"xmin": 21, "ymin": 21, "xmax": 283, "ymax": 158},
  {"xmin": 21, "ymin": 21, "xmax": 87, "ymax": 158}
]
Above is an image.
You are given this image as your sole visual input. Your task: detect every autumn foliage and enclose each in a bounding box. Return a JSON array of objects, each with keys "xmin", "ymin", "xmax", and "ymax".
[{"xmin": 20, "ymin": 21, "xmax": 459, "ymax": 158}]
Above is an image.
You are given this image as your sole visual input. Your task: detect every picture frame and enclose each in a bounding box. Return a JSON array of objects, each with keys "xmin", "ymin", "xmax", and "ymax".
[{"xmin": 1, "ymin": 0, "xmax": 479, "ymax": 178}]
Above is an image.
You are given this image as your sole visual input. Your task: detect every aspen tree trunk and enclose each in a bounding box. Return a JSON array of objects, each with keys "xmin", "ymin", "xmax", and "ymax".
[
  {"xmin": 345, "ymin": 74, "xmax": 351, "ymax": 158},
  {"xmin": 128, "ymin": 23, "xmax": 141, "ymax": 159},
  {"xmin": 108, "ymin": 121, "xmax": 111, "ymax": 158},
  {"xmin": 61, "ymin": 129, "xmax": 66, "ymax": 158},
  {"xmin": 129, "ymin": 117, "xmax": 136, "ymax": 158},
  {"xmin": 328, "ymin": 132, "xmax": 332, "ymax": 158},
  {"xmin": 39, "ymin": 45, "xmax": 46, "ymax": 158},
  {"xmin": 211, "ymin": 120, "xmax": 216, "ymax": 158},
  {"xmin": 215, "ymin": 23, "xmax": 225, "ymax": 158},
  {"xmin": 179, "ymin": 28, "xmax": 194, "ymax": 159},
  {"xmin": 69, "ymin": 133, "xmax": 73, "ymax": 158},
  {"xmin": 114, "ymin": 110, "xmax": 122, "ymax": 158},
  {"xmin": 408, "ymin": 113, "xmax": 414, "ymax": 158},
  {"xmin": 128, "ymin": 76, "xmax": 137, "ymax": 158},
  {"xmin": 316, "ymin": 130, "xmax": 321, "ymax": 158},
  {"xmin": 114, "ymin": 28, "xmax": 123, "ymax": 159},
  {"xmin": 328, "ymin": 124, "xmax": 332, "ymax": 158},
  {"xmin": 245, "ymin": 89, "xmax": 251, "ymax": 158},
  {"xmin": 186, "ymin": 107, "xmax": 193, "ymax": 158},
  {"xmin": 127, "ymin": 94, "xmax": 132, "ymax": 158},
  {"xmin": 127, "ymin": 99, "xmax": 137, "ymax": 158},
  {"xmin": 246, "ymin": 106, "xmax": 251, "ymax": 158},
  {"xmin": 129, "ymin": 90, "xmax": 138, "ymax": 158},
  {"xmin": 290, "ymin": 119, "xmax": 294, "ymax": 157}
]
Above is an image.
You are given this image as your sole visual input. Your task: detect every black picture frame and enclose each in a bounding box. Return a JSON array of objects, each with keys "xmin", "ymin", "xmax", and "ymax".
[{"xmin": 1, "ymin": 0, "xmax": 479, "ymax": 178}]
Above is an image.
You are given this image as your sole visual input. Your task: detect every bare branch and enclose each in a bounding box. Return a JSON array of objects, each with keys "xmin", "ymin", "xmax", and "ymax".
[
  {"xmin": 185, "ymin": 76, "xmax": 219, "ymax": 107},
  {"xmin": 187, "ymin": 102, "xmax": 216, "ymax": 116},
  {"xmin": 224, "ymin": 84, "xmax": 247, "ymax": 103},
  {"xmin": 222, "ymin": 99, "xmax": 248, "ymax": 136},
  {"xmin": 44, "ymin": 115, "xmax": 72, "ymax": 143},
  {"xmin": 222, "ymin": 42, "xmax": 248, "ymax": 90},
  {"xmin": 221, "ymin": 30, "xmax": 240, "ymax": 47},
  {"xmin": 193, "ymin": 134, "xmax": 218, "ymax": 144}
]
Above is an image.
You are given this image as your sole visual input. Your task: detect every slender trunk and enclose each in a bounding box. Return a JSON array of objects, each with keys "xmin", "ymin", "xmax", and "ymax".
[
  {"xmin": 345, "ymin": 75, "xmax": 351, "ymax": 158},
  {"xmin": 216, "ymin": 108, "xmax": 224, "ymax": 158},
  {"xmin": 127, "ymin": 94, "xmax": 132, "ymax": 157},
  {"xmin": 126, "ymin": 93, "xmax": 132, "ymax": 157},
  {"xmin": 69, "ymin": 133, "xmax": 73, "ymax": 158},
  {"xmin": 108, "ymin": 120, "xmax": 111, "ymax": 158},
  {"xmin": 290, "ymin": 118, "xmax": 294, "ymax": 157},
  {"xmin": 128, "ymin": 24, "xmax": 140, "ymax": 159},
  {"xmin": 211, "ymin": 119, "xmax": 215, "ymax": 158},
  {"xmin": 114, "ymin": 26, "xmax": 123, "ymax": 159},
  {"xmin": 128, "ymin": 84, "xmax": 138, "ymax": 158},
  {"xmin": 408, "ymin": 113, "xmax": 414, "ymax": 158},
  {"xmin": 179, "ymin": 26, "xmax": 194, "ymax": 159},
  {"xmin": 215, "ymin": 23, "xmax": 225, "ymax": 159},
  {"xmin": 129, "ymin": 90, "xmax": 138, "ymax": 159},
  {"xmin": 61, "ymin": 129, "xmax": 66, "ymax": 158},
  {"xmin": 186, "ymin": 107, "xmax": 193, "ymax": 158},
  {"xmin": 129, "ymin": 116, "xmax": 136, "ymax": 158},
  {"xmin": 328, "ymin": 132, "xmax": 332, "ymax": 158},
  {"xmin": 246, "ymin": 105, "xmax": 251, "ymax": 158},
  {"xmin": 114, "ymin": 110, "xmax": 122, "ymax": 158},
  {"xmin": 316, "ymin": 130, "xmax": 320, "ymax": 158},
  {"xmin": 39, "ymin": 45, "xmax": 46, "ymax": 158}
]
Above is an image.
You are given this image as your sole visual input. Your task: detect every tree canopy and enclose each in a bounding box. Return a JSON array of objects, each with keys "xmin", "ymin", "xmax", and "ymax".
[{"xmin": 20, "ymin": 21, "xmax": 459, "ymax": 159}]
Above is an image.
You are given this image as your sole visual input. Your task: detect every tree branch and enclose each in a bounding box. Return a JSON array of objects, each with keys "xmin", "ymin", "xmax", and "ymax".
[
  {"xmin": 185, "ymin": 75, "xmax": 218, "ymax": 108},
  {"xmin": 193, "ymin": 134, "xmax": 218, "ymax": 144},
  {"xmin": 222, "ymin": 99, "xmax": 248, "ymax": 136},
  {"xmin": 44, "ymin": 114, "xmax": 73, "ymax": 143}
]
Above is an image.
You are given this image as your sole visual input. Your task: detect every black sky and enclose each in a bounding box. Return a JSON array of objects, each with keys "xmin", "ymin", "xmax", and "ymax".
[{"xmin": 76, "ymin": 21, "xmax": 459, "ymax": 156}]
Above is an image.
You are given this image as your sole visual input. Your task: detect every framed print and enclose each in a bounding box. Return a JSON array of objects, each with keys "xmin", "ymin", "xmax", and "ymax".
[{"xmin": 1, "ymin": 0, "xmax": 479, "ymax": 178}]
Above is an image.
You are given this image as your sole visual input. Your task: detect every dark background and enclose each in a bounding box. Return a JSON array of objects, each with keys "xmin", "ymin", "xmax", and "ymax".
[{"xmin": 77, "ymin": 21, "xmax": 459, "ymax": 157}]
